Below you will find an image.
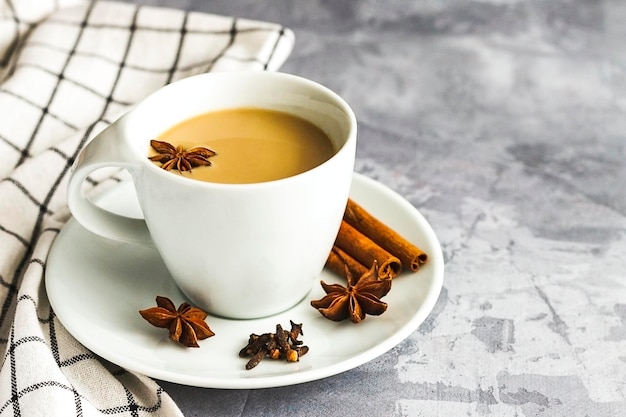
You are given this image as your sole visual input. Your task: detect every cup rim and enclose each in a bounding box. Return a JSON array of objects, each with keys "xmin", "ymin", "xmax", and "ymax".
[{"xmin": 130, "ymin": 71, "xmax": 357, "ymax": 189}]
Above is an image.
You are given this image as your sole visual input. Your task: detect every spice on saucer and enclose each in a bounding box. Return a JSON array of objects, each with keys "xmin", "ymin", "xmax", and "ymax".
[
  {"xmin": 311, "ymin": 261, "xmax": 391, "ymax": 323},
  {"xmin": 325, "ymin": 198, "xmax": 428, "ymax": 279},
  {"xmin": 239, "ymin": 321, "xmax": 309, "ymax": 370},
  {"xmin": 148, "ymin": 139, "xmax": 216, "ymax": 172},
  {"xmin": 333, "ymin": 220, "xmax": 402, "ymax": 278},
  {"xmin": 139, "ymin": 296, "xmax": 215, "ymax": 347}
]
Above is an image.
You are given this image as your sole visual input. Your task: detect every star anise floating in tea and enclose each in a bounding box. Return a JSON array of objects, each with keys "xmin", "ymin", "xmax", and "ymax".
[
  {"xmin": 311, "ymin": 261, "xmax": 392, "ymax": 323},
  {"xmin": 139, "ymin": 296, "xmax": 215, "ymax": 347},
  {"xmin": 148, "ymin": 139, "xmax": 216, "ymax": 172},
  {"xmin": 239, "ymin": 321, "xmax": 309, "ymax": 370}
]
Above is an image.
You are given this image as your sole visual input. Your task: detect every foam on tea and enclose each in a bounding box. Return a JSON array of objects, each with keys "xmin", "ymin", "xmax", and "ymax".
[{"xmin": 150, "ymin": 107, "xmax": 336, "ymax": 184}]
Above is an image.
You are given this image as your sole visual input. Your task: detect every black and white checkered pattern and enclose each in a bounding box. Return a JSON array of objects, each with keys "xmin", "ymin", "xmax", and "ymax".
[{"xmin": 0, "ymin": 1, "xmax": 294, "ymax": 415}]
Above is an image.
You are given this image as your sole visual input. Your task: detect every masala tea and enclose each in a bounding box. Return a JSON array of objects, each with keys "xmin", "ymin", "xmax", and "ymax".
[
  {"xmin": 151, "ymin": 108, "xmax": 336, "ymax": 184},
  {"xmin": 68, "ymin": 71, "xmax": 356, "ymax": 319}
]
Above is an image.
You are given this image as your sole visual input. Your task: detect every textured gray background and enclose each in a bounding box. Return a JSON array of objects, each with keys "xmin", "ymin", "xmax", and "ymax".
[{"xmin": 120, "ymin": 1, "xmax": 626, "ymax": 415}]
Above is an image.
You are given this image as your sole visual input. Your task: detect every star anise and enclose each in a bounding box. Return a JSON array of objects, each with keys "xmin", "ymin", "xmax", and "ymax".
[
  {"xmin": 310, "ymin": 262, "xmax": 392, "ymax": 323},
  {"xmin": 148, "ymin": 139, "xmax": 216, "ymax": 172},
  {"xmin": 139, "ymin": 296, "xmax": 215, "ymax": 347}
]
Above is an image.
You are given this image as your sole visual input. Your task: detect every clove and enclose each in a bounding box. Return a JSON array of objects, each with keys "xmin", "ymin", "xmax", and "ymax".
[{"xmin": 239, "ymin": 320, "xmax": 309, "ymax": 370}]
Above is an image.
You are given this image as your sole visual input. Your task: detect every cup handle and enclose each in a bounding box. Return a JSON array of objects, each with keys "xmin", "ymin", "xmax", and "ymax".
[{"xmin": 67, "ymin": 116, "xmax": 152, "ymax": 244}]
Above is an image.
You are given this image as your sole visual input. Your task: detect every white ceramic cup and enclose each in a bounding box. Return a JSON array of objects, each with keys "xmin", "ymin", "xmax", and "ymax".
[{"xmin": 67, "ymin": 71, "xmax": 356, "ymax": 319}]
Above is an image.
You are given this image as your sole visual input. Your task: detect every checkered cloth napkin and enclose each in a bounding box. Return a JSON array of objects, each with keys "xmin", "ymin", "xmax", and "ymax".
[{"xmin": 0, "ymin": 1, "xmax": 294, "ymax": 415}]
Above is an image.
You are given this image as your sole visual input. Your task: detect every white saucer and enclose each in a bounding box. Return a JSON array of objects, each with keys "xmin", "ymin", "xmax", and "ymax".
[{"xmin": 46, "ymin": 173, "xmax": 444, "ymax": 389}]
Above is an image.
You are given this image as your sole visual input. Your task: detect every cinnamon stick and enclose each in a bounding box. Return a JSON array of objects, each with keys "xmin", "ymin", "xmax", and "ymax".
[
  {"xmin": 325, "ymin": 245, "xmax": 368, "ymax": 279},
  {"xmin": 334, "ymin": 220, "xmax": 401, "ymax": 279},
  {"xmin": 344, "ymin": 198, "xmax": 427, "ymax": 271}
]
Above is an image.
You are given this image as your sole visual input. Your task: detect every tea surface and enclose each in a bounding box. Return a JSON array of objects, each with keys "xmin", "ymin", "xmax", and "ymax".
[{"xmin": 152, "ymin": 107, "xmax": 335, "ymax": 184}]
